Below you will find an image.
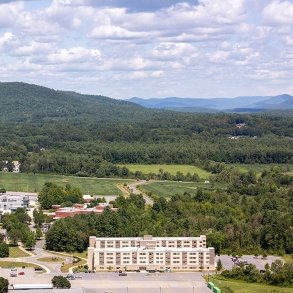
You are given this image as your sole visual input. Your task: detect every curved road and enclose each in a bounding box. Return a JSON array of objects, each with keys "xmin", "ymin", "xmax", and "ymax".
[{"xmin": 127, "ymin": 180, "xmax": 154, "ymax": 206}]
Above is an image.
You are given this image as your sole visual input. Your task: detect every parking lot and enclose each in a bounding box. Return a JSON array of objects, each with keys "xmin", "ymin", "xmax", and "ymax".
[
  {"xmin": 216, "ymin": 255, "xmax": 283, "ymax": 270},
  {"xmin": 1, "ymin": 268, "xmax": 211, "ymax": 293}
]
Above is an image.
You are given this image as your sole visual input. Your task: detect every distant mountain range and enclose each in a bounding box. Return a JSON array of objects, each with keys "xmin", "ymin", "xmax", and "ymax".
[{"xmin": 128, "ymin": 94, "xmax": 293, "ymax": 112}]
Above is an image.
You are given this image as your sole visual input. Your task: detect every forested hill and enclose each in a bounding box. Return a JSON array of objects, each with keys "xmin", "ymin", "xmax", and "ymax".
[
  {"xmin": 0, "ymin": 81, "xmax": 292, "ymax": 174},
  {"xmin": 0, "ymin": 82, "xmax": 152, "ymax": 122}
]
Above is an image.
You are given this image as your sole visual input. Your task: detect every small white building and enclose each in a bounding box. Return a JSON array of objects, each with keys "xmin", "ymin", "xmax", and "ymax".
[
  {"xmin": 0, "ymin": 193, "xmax": 29, "ymax": 214},
  {"xmin": 13, "ymin": 161, "xmax": 20, "ymax": 173}
]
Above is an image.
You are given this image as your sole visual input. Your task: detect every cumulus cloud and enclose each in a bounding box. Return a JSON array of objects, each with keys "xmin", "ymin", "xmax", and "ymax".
[
  {"xmin": 263, "ymin": 1, "xmax": 293, "ymax": 25},
  {"xmin": 32, "ymin": 47, "xmax": 102, "ymax": 65},
  {"xmin": 0, "ymin": 0, "xmax": 292, "ymax": 98}
]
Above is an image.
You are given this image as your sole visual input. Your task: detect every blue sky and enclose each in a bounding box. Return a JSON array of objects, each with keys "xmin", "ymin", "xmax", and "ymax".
[{"xmin": 0, "ymin": 0, "xmax": 293, "ymax": 99}]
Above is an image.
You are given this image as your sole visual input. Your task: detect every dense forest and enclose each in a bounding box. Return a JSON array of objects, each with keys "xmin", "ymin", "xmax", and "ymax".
[
  {"xmin": 0, "ymin": 82, "xmax": 292, "ymax": 178},
  {"xmin": 46, "ymin": 167, "xmax": 293, "ymax": 255}
]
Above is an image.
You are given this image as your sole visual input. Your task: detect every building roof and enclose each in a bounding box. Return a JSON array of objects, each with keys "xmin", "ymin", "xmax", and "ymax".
[
  {"xmin": 91, "ymin": 235, "xmax": 206, "ymax": 241},
  {"xmin": 91, "ymin": 247, "xmax": 213, "ymax": 253}
]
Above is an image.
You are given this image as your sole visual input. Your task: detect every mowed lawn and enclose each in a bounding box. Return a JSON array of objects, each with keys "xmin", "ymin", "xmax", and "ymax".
[
  {"xmin": 0, "ymin": 172, "xmax": 133, "ymax": 195},
  {"xmin": 140, "ymin": 181, "xmax": 226, "ymax": 197},
  {"xmin": 210, "ymin": 277, "xmax": 293, "ymax": 293},
  {"xmin": 118, "ymin": 164, "xmax": 210, "ymax": 178}
]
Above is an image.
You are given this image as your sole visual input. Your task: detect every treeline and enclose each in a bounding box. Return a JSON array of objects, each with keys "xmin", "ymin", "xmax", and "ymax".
[
  {"xmin": 46, "ymin": 168, "xmax": 293, "ymax": 255},
  {"xmin": 0, "ymin": 112, "xmax": 292, "ymax": 178},
  {"xmin": 2, "ymin": 208, "xmax": 36, "ymax": 249},
  {"xmin": 221, "ymin": 260, "xmax": 293, "ymax": 287},
  {"xmin": 38, "ymin": 183, "xmax": 83, "ymax": 209}
]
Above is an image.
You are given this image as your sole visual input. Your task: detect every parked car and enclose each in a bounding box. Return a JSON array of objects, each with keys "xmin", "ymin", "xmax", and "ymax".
[
  {"xmin": 118, "ymin": 271, "xmax": 127, "ymax": 276},
  {"xmin": 18, "ymin": 272, "xmax": 25, "ymax": 275},
  {"xmin": 66, "ymin": 274, "xmax": 75, "ymax": 280},
  {"xmin": 10, "ymin": 272, "xmax": 17, "ymax": 277}
]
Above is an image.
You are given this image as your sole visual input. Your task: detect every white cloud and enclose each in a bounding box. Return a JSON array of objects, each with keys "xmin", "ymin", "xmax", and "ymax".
[
  {"xmin": 263, "ymin": 1, "xmax": 293, "ymax": 25},
  {"xmin": 89, "ymin": 25, "xmax": 150, "ymax": 40},
  {"xmin": 33, "ymin": 47, "xmax": 102, "ymax": 65},
  {"xmin": 0, "ymin": 0, "xmax": 292, "ymax": 98}
]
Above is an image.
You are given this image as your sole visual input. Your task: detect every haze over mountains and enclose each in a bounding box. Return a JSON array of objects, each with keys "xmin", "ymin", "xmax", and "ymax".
[
  {"xmin": 129, "ymin": 94, "xmax": 293, "ymax": 112},
  {"xmin": 0, "ymin": 82, "xmax": 292, "ymax": 121}
]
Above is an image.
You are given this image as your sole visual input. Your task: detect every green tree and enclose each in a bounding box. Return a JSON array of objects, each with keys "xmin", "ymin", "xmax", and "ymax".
[
  {"xmin": 33, "ymin": 208, "xmax": 46, "ymax": 226},
  {"xmin": 216, "ymin": 259, "xmax": 223, "ymax": 272},
  {"xmin": 51, "ymin": 276, "xmax": 71, "ymax": 289},
  {"xmin": 0, "ymin": 277, "xmax": 9, "ymax": 293},
  {"xmin": 0, "ymin": 243, "xmax": 9, "ymax": 258},
  {"xmin": 8, "ymin": 229, "xmax": 22, "ymax": 246},
  {"xmin": 24, "ymin": 232, "xmax": 36, "ymax": 250},
  {"xmin": 35, "ymin": 227, "xmax": 42, "ymax": 240}
]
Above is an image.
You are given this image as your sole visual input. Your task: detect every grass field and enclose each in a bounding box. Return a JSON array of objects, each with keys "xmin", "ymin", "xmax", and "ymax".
[
  {"xmin": 232, "ymin": 163, "xmax": 293, "ymax": 174},
  {"xmin": 9, "ymin": 246, "xmax": 31, "ymax": 258},
  {"xmin": 37, "ymin": 257, "xmax": 64, "ymax": 263},
  {"xmin": 139, "ymin": 181, "xmax": 227, "ymax": 197},
  {"xmin": 0, "ymin": 261, "xmax": 43, "ymax": 271},
  {"xmin": 118, "ymin": 164, "xmax": 210, "ymax": 178},
  {"xmin": 0, "ymin": 172, "xmax": 133, "ymax": 195},
  {"xmin": 61, "ymin": 258, "xmax": 87, "ymax": 273},
  {"xmin": 210, "ymin": 276, "xmax": 293, "ymax": 293},
  {"xmin": 282, "ymin": 254, "xmax": 293, "ymax": 263}
]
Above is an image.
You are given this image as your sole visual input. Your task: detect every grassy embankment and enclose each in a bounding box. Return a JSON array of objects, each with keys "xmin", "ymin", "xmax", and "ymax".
[
  {"xmin": 210, "ymin": 276, "xmax": 293, "ymax": 293},
  {"xmin": 9, "ymin": 246, "xmax": 31, "ymax": 258},
  {"xmin": 0, "ymin": 172, "xmax": 133, "ymax": 195}
]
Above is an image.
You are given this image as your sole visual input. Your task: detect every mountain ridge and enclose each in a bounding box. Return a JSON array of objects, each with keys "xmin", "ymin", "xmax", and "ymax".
[
  {"xmin": 0, "ymin": 81, "xmax": 154, "ymax": 123},
  {"xmin": 128, "ymin": 94, "xmax": 293, "ymax": 112}
]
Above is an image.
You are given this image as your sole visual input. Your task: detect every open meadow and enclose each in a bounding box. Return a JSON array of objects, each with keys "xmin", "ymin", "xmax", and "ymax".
[
  {"xmin": 210, "ymin": 277, "xmax": 293, "ymax": 293},
  {"xmin": 118, "ymin": 164, "xmax": 211, "ymax": 178},
  {"xmin": 0, "ymin": 172, "xmax": 133, "ymax": 195},
  {"xmin": 139, "ymin": 181, "xmax": 227, "ymax": 197}
]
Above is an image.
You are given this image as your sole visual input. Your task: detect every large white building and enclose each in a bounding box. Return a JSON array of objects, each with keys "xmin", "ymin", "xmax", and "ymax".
[
  {"xmin": 0, "ymin": 193, "xmax": 29, "ymax": 214},
  {"xmin": 88, "ymin": 235, "xmax": 215, "ymax": 271}
]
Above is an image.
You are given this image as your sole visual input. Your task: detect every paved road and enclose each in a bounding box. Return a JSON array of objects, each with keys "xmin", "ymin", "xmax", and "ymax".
[{"xmin": 128, "ymin": 180, "xmax": 154, "ymax": 206}]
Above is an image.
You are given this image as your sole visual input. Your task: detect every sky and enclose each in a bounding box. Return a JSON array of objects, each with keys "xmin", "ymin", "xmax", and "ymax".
[{"xmin": 0, "ymin": 0, "xmax": 293, "ymax": 99}]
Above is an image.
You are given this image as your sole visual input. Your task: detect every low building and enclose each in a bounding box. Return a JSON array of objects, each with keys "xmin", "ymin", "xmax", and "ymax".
[
  {"xmin": 0, "ymin": 193, "xmax": 29, "ymax": 214},
  {"xmin": 83, "ymin": 194, "xmax": 94, "ymax": 203},
  {"xmin": 13, "ymin": 161, "xmax": 20, "ymax": 173},
  {"xmin": 53, "ymin": 203, "xmax": 117, "ymax": 219},
  {"xmin": 88, "ymin": 235, "xmax": 215, "ymax": 272},
  {"xmin": 1, "ymin": 160, "xmax": 20, "ymax": 172}
]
